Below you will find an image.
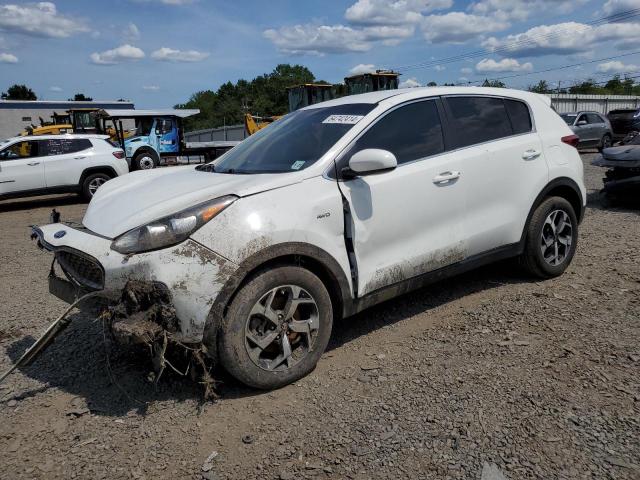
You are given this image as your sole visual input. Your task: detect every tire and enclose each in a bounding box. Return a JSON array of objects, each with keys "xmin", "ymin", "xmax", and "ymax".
[
  {"xmin": 81, "ymin": 172, "xmax": 111, "ymax": 200},
  {"xmin": 132, "ymin": 151, "xmax": 158, "ymax": 170},
  {"xmin": 598, "ymin": 134, "xmax": 612, "ymax": 151},
  {"xmin": 219, "ymin": 266, "xmax": 333, "ymax": 390},
  {"xmin": 520, "ymin": 196, "xmax": 578, "ymax": 279}
]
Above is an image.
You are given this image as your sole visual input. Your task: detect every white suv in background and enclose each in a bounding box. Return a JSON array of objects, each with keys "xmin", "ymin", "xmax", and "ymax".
[
  {"xmin": 34, "ymin": 87, "xmax": 586, "ymax": 390},
  {"xmin": 0, "ymin": 134, "xmax": 128, "ymax": 201}
]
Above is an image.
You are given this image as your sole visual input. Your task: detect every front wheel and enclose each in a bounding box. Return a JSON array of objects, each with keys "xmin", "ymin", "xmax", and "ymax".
[
  {"xmin": 132, "ymin": 152, "xmax": 158, "ymax": 170},
  {"xmin": 520, "ymin": 196, "xmax": 578, "ymax": 278},
  {"xmin": 219, "ymin": 266, "xmax": 333, "ymax": 389}
]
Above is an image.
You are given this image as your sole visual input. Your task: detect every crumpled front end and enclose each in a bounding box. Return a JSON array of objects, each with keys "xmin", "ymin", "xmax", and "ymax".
[
  {"xmin": 33, "ymin": 223, "xmax": 238, "ymax": 344},
  {"xmin": 592, "ymin": 148, "xmax": 640, "ymax": 195}
]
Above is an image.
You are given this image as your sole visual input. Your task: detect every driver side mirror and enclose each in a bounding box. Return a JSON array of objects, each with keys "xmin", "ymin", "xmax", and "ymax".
[
  {"xmin": 342, "ymin": 149, "xmax": 397, "ymax": 179},
  {"xmin": 576, "ymin": 120, "xmax": 587, "ymax": 126}
]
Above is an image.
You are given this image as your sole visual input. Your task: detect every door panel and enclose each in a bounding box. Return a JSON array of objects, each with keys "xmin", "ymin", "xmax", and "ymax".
[
  {"xmin": 0, "ymin": 140, "xmax": 45, "ymax": 194},
  {"xmin": 158, "ymin": 119, "xmax": 179, "ymax": 154},
  {"xmin": 463, "ymin": 133, "xmax": 548, "ymax": 255},
  {"xmin": 42, "ymin": 138, "xmax": 93, "ymax": 187},
  {"xmin": 341, "ymin": 153, "xmax": 467, "ymax": 296},
  {"xmin": 337, "ymin": 99, "xmax": 466, "ymax": 296}
]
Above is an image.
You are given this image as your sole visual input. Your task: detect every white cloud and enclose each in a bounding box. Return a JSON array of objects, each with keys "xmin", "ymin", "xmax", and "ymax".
[
  {"xmin": 460, "ymin": 67, "xmax": 473, "ymax": 74},
  {"xmin": 603, "ymin": 0, "xmax": 640, "ymax": 16},
  {"xmin": 150, "ymin": 47, "xmax": 209, "ymax": 62},
  {"xmin": 90, "ymin": 44, "xmax": 145, "ymax": 65},
  {"xmin": 476, "ymin": 58, "xmax": 533, "ymax": 72},
  {"xmin": 0, "ymin": 52, "xmax": 17, "ymax": 63},
  {"xmin": 349, "ymin": 63, "xmax": 377, "ymax": 75},
  {"xmin": 49, "ymin": 86, "xmax": 62, "ymax": 92},
  {"xmin": 345, "ymin": 0, "xmax": 453, "ymax": 26},
  {"xmin": 399, "ymin": 77, "xmax": 422, "ymax": 88},
  {"xmin": 133, "ymin": 0, "xmax": 195, "ymax": 4},
  {"xmin": 458, "ymin": 76, "xmax": 470, "ymax": 83},
  {"xmin": 142, "ymin": 85, "xmax": 160, "ymax": 91},
  {"xmin": 421, "ymin": 12, "xmax": 509, "ymax": 43},
  {"xmin": 264, "ymin": 24, "xmax": 373, "ymax": 55},
  {"xmin": 434, "ymin": 65, "xmax": 445, "ymax": 71},
  {"xmin": 469, "ymin": 0, "xmax": 587, "ymax": 22},
  {"xmin": 123, "ymin": 22, "xmax": 140, "ymax": 42},
  {"xmin": 597, "ymin": 60, "xmax": 640, "ymax": 73},
  {"xmin": 483, "ymin": 21, "xmax": 640, "ymax": 57},
  {"xmin": 0, "ymin": 2, "xmax": 88, "ymax": 38}
]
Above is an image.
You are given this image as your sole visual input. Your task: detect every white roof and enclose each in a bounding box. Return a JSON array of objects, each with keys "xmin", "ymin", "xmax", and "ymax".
[
  {"xmin": 3, "ymin": 133, "xmax": 110, "ymax": 142},
  {"xmin": 303, "ymin": 86, "xmax": 548, "ymax": 109},
  {"xmin": 100, "ymin": 109, "xmax": 199, "ymax": 118}
]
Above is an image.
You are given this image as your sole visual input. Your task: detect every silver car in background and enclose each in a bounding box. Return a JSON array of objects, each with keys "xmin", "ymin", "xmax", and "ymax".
[{"xmin": 560, "ymin": 111, "xmax": 613, "ymax": 150}]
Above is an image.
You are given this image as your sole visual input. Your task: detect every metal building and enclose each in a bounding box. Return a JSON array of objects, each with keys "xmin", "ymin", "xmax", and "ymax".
[
  {"xmin": 547, "ymin": 94, "xmax": 640, "ymax": 114},
  {"xmin": 0, "ymin": 100, "xmax": 134, "ymax": 140}
]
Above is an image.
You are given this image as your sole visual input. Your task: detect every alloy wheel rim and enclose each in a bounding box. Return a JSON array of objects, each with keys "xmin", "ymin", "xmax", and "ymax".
[
  {"xmin": 88, "ymin": 177, "xmax": 106, "ymax": 196},
  {"xmin": 540, "ymin": 209, "xmax": 573, "ymax": 266},
  {"xmin": 244, "ymin": 285, "xmax": 319, "ymax": 372},
  {"xmin": 139, "ymin": 156, "xmax": 155, "ymax": 169}
]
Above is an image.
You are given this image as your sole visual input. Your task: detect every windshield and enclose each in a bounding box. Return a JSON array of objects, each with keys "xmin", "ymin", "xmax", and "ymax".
[
  {"xmin": 560, "ymin": 113, "xmax": 577, "ymax": 125},
  {"xmin": 213, "ymin": 103, "xmax": 375, "ymax": 174}
]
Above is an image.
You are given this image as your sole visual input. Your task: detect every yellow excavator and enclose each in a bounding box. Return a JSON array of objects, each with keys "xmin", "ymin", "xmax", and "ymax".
[{"xmin": 243, "ymin": 113, "xmax": 282, "ymax": 136}]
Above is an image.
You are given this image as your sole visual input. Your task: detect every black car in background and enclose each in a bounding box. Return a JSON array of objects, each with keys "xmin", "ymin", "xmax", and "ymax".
[{"xmin": 607, "ymin": 108, "xmax": 640, "ymax": 141}]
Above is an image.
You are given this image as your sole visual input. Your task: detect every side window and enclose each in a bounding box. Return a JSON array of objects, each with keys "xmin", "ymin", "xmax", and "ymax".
[
  {"xmin": 43, "ymin": 138, "xmax": 92, "ymax": 156},
  {"xmin": 504, "ymin": 99, "xmax": 532, "ymax": 134},
  {"xmin": 349, "ymin": 100, "xmax": 444, "ymax": 165},
  {"xmin": 445, "ymin": 96, "xmax": 513, "ymax": 148},
  {"xmin": 587, "ymin": 113, "xmax": 603, "ymax": 124},
  {"xmin": 0, "ymin": 141, "xmax": 40, "ymax": 160},
  {"xmin": 577, "ymin": 114, "xmax": 588, "ymax": 125}
]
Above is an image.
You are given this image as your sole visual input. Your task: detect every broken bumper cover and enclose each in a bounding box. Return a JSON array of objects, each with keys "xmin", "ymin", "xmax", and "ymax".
[{"xmin": 33, "ymin": 223, "xmax": 238, "ymax": 343}]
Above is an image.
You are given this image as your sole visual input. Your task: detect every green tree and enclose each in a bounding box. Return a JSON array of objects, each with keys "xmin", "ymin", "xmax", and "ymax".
[
  {"xmin": 482, "ymin": 79, "xmax": 506, "ymax": 88},
  {"xmin": 70, "ymin": 93, "xmax": 93, "ymax": 101},
  {"xmin": 176, "ymin": 64, "xmax": 317, "ymax": 130},
  {"xmin": 427, "ymin": 81, "xmax": 437, "ymax": 87},
  {"xmin": 529, "ymin": 80, "xmax": 550, "ymax": 94},
  {"xmin": 1, "ymin": 84, "xmax": 37, "ymax": 100}
]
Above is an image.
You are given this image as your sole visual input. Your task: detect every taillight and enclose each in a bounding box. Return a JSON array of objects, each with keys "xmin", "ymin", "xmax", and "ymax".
[
  {"xmin": 561, "ymin": 134, "xmax": 579, "ymax": 148},
  {"xmin": 112, "ymin": 150, "xmax": 125, "ymax": 159}
]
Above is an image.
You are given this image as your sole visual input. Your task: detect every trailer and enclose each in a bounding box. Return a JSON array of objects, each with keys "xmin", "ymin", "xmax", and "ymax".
[{"xmin": 97, "ymin": 109, "xmax": 240, "ymax": 170}]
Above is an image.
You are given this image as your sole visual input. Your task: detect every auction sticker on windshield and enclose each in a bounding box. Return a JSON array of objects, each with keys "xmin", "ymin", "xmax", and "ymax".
[
  {"xmin": 322, "ymin": 115, "xmax": 364, "ymax": 125},
  {"xmin": 291, "ymin": 161, "xmax": 305, "ymax": 170}
]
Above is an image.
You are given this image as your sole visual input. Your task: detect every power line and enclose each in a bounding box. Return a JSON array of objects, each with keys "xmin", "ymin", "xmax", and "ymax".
[{"xmin": 390, "ymin": 8, "xmax": 640, "ymax": 73}]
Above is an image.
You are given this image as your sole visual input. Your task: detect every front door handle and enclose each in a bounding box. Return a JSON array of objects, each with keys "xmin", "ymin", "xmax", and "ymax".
[
  {"xmin": 522, "ymin": 149, "xmax": 541, "ymax": 160},
  {"xmin": 74, "ymin": 156, "xmax": 86, "ymax": 160},
  {"xmin": 432, "ymin": 171, "xmax": 461, "ymax": 184},
  {"xmin": 27, "ymin": 161, "xmax": 40, "ymax": 166}
]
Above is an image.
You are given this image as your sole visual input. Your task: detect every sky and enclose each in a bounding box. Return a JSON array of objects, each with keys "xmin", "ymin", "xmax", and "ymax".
[{"xmin": 0, "ymin": 0, "xmax": 639, "ymax": 108}]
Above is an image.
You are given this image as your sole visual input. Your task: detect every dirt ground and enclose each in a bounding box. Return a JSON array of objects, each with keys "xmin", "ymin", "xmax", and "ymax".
[{"xmin": 0, "ymin": 153, "xmax": 638, "ymax": 480}]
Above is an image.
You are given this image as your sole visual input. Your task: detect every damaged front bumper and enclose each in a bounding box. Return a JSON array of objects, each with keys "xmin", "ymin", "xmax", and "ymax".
[
  {"xmin": 592, "ymin": 154, "xmax": 640, "ymax": 194},
  {"xmin": 32, "ymin": 223, "xmax": 238, "ymax": 344}
]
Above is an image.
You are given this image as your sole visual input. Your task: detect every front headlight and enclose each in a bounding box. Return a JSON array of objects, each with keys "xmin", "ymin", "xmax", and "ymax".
[{"xmin": 111, "ymin": 195, "xmax": 236, "ymax": 254}]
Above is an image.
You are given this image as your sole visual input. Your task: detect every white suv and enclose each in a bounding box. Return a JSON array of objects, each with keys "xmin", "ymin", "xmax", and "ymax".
[
  {"xmin": 33, "ymin": 87, "xmax": 585, "ymax": 389},
  {"xmin": 0, "ymin": 134, "xmax": 128, "ymax": 201}
]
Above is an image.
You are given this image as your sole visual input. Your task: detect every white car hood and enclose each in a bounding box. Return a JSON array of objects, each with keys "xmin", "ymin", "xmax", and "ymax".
[{"xmin": 83, "ymin": 166, "xmax": 302, "ymax": 238}]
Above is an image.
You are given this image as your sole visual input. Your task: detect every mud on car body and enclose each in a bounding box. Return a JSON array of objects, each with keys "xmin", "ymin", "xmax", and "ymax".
[{"xmin": 32, "ymin": 87, "xmax": 586, "ymax": 390}]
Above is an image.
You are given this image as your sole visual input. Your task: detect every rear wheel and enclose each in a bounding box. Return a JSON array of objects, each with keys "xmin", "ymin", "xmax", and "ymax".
[
  {"xmin": 82, "ymin": 172, "xmax": 111, "ymax": 200},
  {"xmin": 599, "ymin": 134, "xmax": 612, "ymax": 151},
  {"xmin": 132, "ymin": 151, "xmax": 158, "ymax": 170},
  {"xmin": 520, "ymin": 196, "xmax": 578, "ymax": 278},
  {"xmin": 219, "ymin": 266, "xmax": 333, "ymax": 389}
]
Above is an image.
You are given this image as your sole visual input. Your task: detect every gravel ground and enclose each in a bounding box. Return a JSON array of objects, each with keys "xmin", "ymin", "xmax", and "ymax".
[{"xmin": 0, "ymin": 153, "xmax": 638, "ymax": 480}]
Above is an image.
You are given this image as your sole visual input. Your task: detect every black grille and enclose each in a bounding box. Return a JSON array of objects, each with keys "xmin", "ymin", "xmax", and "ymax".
[{"xmin": 56, "ymin": 250, "xmax": 104, "ymax": 290}]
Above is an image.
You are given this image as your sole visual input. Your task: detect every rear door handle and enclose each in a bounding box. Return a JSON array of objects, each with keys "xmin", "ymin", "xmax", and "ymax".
[
  {"xmin": 522, "ymin": 149, "xmax": 541, "ymax": 160},
  {"xmin": 74, "ymin": 156, "xmax": 86, "ymax": 160},
  {"xmin": 432, "ymin": 171, "xmax": 461, "ymax": 184},
  {"xmin": 27, "ymin": 161, "xmax": 40, "ymax": 166}
]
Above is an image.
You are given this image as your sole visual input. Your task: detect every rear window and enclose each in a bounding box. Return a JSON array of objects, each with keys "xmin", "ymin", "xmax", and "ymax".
[
  {"xmin": 505, "ymin": 99, "xmax": 532, "ymax": 134},
  {"xmin": 445, "ymin": 96, "xmax": 513, "ymax": 148}
]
